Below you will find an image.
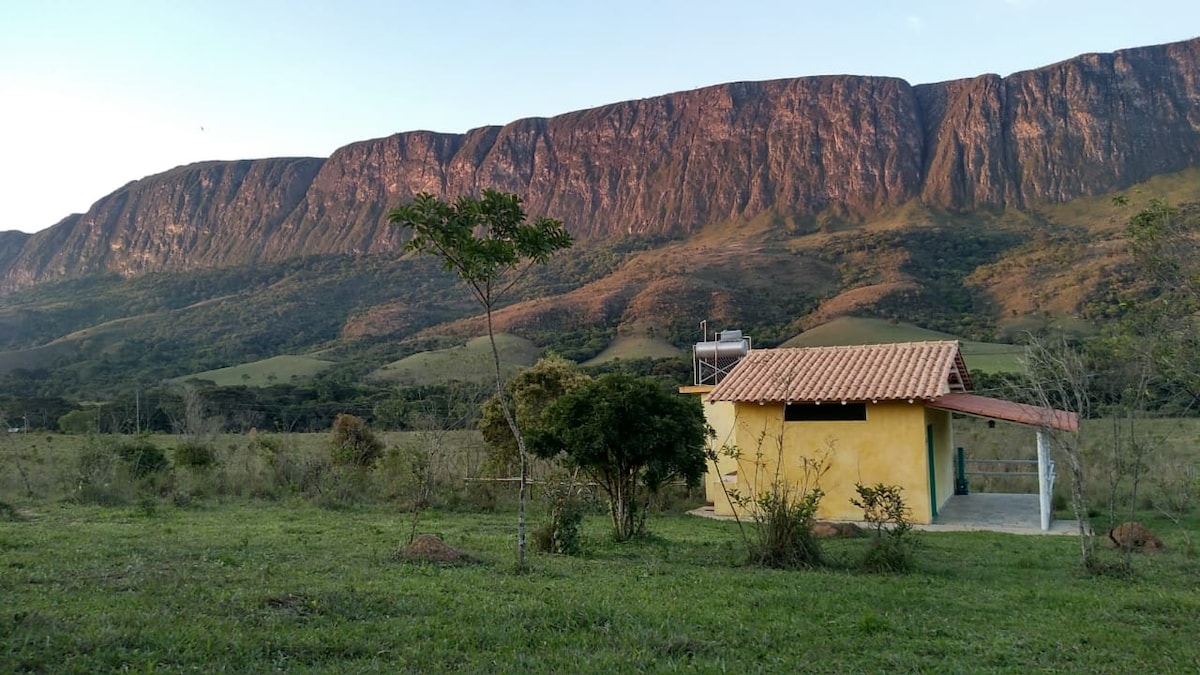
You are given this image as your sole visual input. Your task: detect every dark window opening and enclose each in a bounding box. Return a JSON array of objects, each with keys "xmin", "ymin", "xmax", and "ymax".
[{"xmin": 784, "ymin": 402, "xmax": 867, "ymax": 422}]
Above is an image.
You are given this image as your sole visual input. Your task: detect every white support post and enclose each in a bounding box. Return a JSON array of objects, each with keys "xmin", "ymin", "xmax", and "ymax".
[{"xmin": 1036, "ymin": 430, "xmax": 1052, "ymax": 531}]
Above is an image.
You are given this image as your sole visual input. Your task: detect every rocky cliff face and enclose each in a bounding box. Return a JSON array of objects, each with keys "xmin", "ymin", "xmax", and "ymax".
[
  {"xmin": 0, "ymin": 230, "xmax": 29, "ymax": 275},
  {"xmin": 916, "ymin": 38, "xmax": 1200, "ymax": 209},
  {"xmin": 0, "ymin": 158, "xmax": 324, "ymax": 291},
  {"xmin": 4, "ymin": 38, "xmax": 1200, "ymax": 292}
]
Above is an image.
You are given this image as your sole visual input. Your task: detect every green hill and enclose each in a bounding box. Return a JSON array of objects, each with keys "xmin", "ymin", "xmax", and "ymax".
[
  {"xmin": 582, "ymin": 332, "xmax": 682, "ymax": 366},
  {"xmin": 181, "ymin": 355, "xmax": 336, "ymax": 387},
  {"xmin": 369, "ymin": 334, "xmax": 542, "ymax": 386},
  {"xmin": 783, "ymin": 317, "xmax": 1024, "ymax": 374}
]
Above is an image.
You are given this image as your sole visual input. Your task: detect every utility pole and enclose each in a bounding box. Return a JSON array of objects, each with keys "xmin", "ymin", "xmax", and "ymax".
[{"xmin": 135, "ymin": 387, "xmax": 141, "ymax": 435}]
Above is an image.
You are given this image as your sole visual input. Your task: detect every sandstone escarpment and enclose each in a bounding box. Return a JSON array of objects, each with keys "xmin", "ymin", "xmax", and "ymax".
[
  {"xmin": 3, "ymin": 37, "xmax": 1200, "ymax": 292},
  {"xmin": 917, "ymin": 38, "xmax": 1200, "ymax": 210},
  {"xmin": 1, "ymin": 158, "xmax": 323, "ymax": 291}
]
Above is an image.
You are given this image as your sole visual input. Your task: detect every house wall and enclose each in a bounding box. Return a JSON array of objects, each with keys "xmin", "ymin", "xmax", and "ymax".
[
  {"xmin": 925, "ymin": 407, "xmax": 955, "ymax": 518},
  {"xmin": 680, "ymin": 386, "xmax": 741, "ymax": 513},
  {"xmin": 703, "ymin": 398, "xmax": 738, "ymax": 513},
  {"xmin": 722, "ymin": 400, "xmax": 935, "ymax": 523}
]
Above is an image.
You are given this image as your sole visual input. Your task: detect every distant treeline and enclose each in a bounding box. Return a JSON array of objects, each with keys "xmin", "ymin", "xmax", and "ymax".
[{"xmin": 1, "ymin": 357, "xmax": 694, "ymax": 435}]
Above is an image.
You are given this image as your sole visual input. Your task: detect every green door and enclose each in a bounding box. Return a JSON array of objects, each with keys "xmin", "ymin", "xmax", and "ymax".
[{"xmin": 926, "ymin": 425, "xmax": 937, "ymax": 521}]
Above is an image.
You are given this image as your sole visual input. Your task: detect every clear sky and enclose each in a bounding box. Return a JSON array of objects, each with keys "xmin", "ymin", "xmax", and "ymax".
[{"xmin": 2, "ymin": 0, "xmax": 1198, "ymax": 234}]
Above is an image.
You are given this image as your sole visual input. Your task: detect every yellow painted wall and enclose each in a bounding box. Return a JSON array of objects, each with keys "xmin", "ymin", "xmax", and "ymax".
[
  {"xmin": 704, "ymin": 399, "xmax": 739, "ymax": 513},
  {"xmin": 680, "ymin": 386, "xmax": 741, "ymax": 513},
  {"xmin": 713, "ymin": 401, "xmax": 938, "ymax": 523}
]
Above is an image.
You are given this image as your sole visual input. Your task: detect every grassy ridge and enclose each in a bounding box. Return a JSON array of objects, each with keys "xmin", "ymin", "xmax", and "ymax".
[
  {"xmin": 1, "ymin": 503, "xmax": 1197, "ymax": 672},
  {"xmin": 180, "ymin": 355, "xmax": 336, "ymax": 387},
  {"xmin": 783, "ymin": 317, "xmax": 1025, "ymax": 373},
  {"xmin": 582, "ymin": 332, "xmax": 682, "ymax": 366},
  {"xmin": 369, "ymin": 334, "xmax": 542, "ymax": 386}
]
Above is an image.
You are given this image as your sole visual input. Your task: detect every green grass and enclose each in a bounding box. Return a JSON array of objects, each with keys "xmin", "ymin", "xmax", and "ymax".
[
  {"xmin": 179, "ymin": 355, "xmax": 336, "ymax": 387},
  {"xmin": 1036, "ymin": 166, "xmax": 1200, "ymax": 233},
  {"xmin": 581, "ymin": 332, "xmax": 682, "ymax": 366},
  {"xmin": 1, "ymin": 502, "xmax": 1197, "ymax": 672},
  {"xmin": 781, "ymin": 317, "xmax": 1024, "ymax": 373},
  {"xmin": 369, "ymin": 334, "xmax": 542, "ymax": 386}
]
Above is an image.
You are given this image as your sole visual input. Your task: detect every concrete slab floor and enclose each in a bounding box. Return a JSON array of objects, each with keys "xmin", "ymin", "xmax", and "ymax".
[
  {"xmin": 925, "ymin": 493, "xmax": 1077, "ymax": 535},
  {"xmin": 689, "ymin": 493, "xmax": 1080, "ymax": 536}
]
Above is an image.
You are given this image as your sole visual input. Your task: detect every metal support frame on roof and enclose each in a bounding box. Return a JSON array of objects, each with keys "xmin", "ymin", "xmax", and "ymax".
[{"xmin": 693, "ymin": 328, "xmax": 751, "ymax": 386}]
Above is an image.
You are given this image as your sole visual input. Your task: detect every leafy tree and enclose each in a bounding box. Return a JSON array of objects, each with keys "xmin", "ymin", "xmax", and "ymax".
[
  {"xmin": 57, "ymin": 409, "xmax": 96, "ymax": 435},
  {"xmin": 480, "ymin": 355, "xmax": 591, "ymax": 476},
  {"xmin": 1123, "ymin": 199, "xmax": 1200, "ymax": 403},
  {"xmin": 529, "ymin": 373, "xmax": 708, "ymax": 541},
  {"xmin": 389, "ymin": 190, "xmax": 572, "ymax": 567}
]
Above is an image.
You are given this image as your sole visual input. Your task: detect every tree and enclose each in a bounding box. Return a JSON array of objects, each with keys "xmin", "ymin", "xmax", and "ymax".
[
  {"xmin": 1123, "ymin": 199, "xmax": 1200, "ymax": 403},
  {"xmin": 389, "ymin": 190, "xmax": 572, "ymax": 568},
  {"xmin": 1022, "ymin": 336, "xmax": 1097, "ymax": 570},
  {"xmin": 480, "ymin": 355, "xmax": 591, "ymax": 476},
  {"xmin": 529, "ymin": 373, "xmax": 708, "ymax": 541}
]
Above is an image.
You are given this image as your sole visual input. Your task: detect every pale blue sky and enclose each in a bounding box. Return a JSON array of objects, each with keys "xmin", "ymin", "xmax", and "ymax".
[{"xmin": 2, "ymin": 0, "xmax": 1198, "ymax": 233}]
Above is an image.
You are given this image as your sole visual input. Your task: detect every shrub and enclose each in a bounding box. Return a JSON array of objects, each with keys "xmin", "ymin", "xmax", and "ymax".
[
  {"xmin": 215, "ymin": 437, "xmax": 277, "ymax": 499},
  {"xmin": 328, "ymin": 414, "xmax": 384, "ymax": 469},
  {"xmin": 852, "ymin": 482, "xmax": 917, "ymax": 573},
  {"xmin": 712, "ymin": 437, "xmax": 830, "ymax": 569},
  {"xmin": 173, "ymin": 441, "xmax": 217, "ymax": 470},
  {"xmin": 533, "ymin": 476, "xmax": 588, "ymax": 555},
  {"xmin": 376, "ymin": 442, "xmax": 433, "ymax": 508},
  {"xmin": 73, "ymin": 437, "xmax": 134, "ymax": 505},
  {"xmin": 749, "ymin": 486, "xmax": 824, "ymax": 568},
  {"xmin": 113, "ymin": 437, "xmax": 170, "ymax": 479}
]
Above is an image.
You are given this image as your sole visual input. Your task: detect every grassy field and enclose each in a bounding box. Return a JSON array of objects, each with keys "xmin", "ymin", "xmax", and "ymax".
[
  {"xmin": 1, "ymin": 501, "xmax": 1197, "ymax": 672},
  {"xmin": 179, "ymin": 355, "xmax": 336, "ymax": 387},
  {"xmin": 782, "ymin": 317, "xmax": 1025, "ymax": 373},
  {"xmin": 369, "ymin": 334, "xmax": 541, "ymax": 386},
  {"xmin": 1, "ymin": 426, "xmax": 1198, "ymax": 670}
]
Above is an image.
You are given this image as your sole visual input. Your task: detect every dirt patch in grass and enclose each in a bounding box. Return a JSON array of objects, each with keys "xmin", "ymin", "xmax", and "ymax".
[
  {"xmin": 393, "ymin": 534, "xmax": 476, "ymax": 564},
  {"xmin": 0, "ymin": 501, "xmax": 34, "ymax": 521},
  {"xmin": 812, "ymin": 521, "xmax": 864, "ymax": 538},
  {"xmin": 1106, "ymin": 522, "xmax": 1167, "ymax": 552},
  {"xmin": 260, "ymin": 593, "xmax": 318, "ymax": 616}
]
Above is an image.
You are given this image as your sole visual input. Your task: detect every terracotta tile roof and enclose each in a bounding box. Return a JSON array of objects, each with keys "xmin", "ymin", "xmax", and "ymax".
[
  {"xmin": 928, "ymin": 393, "xmax": 1079, "ymax": 432},
  {"xmin": 707, "ymin": 341, "xmax": 971, "ymax": 404}
]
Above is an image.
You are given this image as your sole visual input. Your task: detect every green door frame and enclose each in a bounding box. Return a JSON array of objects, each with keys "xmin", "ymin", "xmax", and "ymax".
[{"xmin": 926, "ymin": 424, "xmax": 937, "ymax": 521}]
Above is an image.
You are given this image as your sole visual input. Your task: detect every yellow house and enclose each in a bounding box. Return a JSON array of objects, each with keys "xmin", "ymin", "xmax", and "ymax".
[{"xmin": 683, "ymin": 341, "xmax": 1077, "ymax": 526}]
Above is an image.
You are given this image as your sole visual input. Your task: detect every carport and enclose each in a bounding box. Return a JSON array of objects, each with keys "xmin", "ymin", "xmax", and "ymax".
[{"xmin": 928, "ymin": 393, "xmax": 1079, "ymax": 531}]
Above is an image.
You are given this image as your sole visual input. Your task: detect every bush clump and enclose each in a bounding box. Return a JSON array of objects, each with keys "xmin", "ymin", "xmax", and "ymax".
[
  {"xmin": 113, "ymin": 437, "xmax": 170, "ymax": 479},
  {"xmin": 852, "ymin": 482, "xmax": 917, "ymax": 573},
  {"xmin": 533, "ymin": 477, "xmax": 588, "ymax": 555},
  {"xmin": 328, "ymin": 414, "xmax": 384, "ymax": 469},
  {"xmin": 173, "ymin": 441, "xmax": 217, "ymax": 470},
  {"xmin": 750, "ymin": 487, "xmax": 824, "ymax": 568}
]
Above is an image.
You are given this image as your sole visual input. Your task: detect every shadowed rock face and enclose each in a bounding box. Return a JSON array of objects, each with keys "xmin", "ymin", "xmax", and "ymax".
[{"xmin": 3, "ymin": 37, "xmax": 1200, "ymax": 292}]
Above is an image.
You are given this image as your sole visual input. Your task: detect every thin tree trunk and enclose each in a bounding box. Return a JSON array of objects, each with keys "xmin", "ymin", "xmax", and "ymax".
[{"xmin": 485, "ymin": 306, "xmax": 526, "ymax": 569}]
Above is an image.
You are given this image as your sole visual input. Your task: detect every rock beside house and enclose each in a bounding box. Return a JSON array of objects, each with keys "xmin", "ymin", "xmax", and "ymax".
[
  {"xmin": 812, "ymin": 522, "xmax": 864, "ymax": 538},
  {"xmin": 1106, "ymin": 522, "xmax": 1166, "ymax": 552}
]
